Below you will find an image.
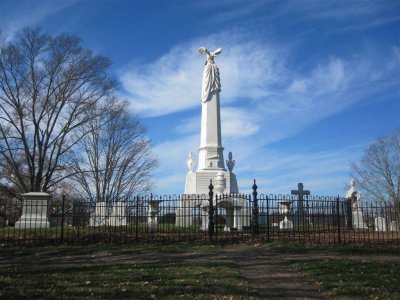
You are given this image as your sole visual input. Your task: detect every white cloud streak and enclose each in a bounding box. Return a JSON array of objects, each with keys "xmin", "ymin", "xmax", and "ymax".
[
  {"xmin": 120, "ymin": 30, "xmax": 399, "ymax": 196},
  {"xmin": 0, "ymin": 0, "xmax": 77, "ymax": 41}
]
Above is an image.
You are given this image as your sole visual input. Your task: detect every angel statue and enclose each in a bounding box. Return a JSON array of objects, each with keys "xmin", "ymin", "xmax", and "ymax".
[{"xmin": 198, "ymin": 47, "xmax": 222, "ymax": 103}]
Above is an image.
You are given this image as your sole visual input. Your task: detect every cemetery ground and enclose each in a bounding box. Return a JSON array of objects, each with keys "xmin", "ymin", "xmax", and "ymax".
[{"xmin": 0, "ymin": 242, "xmax": 400, "ymax": 299}]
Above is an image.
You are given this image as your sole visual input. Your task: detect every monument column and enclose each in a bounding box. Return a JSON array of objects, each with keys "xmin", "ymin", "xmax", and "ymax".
[{"xmin": 197, "ymin": 47, "xmax": 225, "ymax": 171}]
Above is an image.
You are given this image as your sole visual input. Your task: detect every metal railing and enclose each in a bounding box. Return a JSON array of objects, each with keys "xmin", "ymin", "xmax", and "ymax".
[{"xmin": 0, "ymin": 182, "xmax": 399, "ymax": 245}]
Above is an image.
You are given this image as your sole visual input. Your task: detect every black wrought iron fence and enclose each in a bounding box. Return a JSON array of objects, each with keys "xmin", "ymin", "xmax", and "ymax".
[{"xmin": 0, "ymin": 182, "xmax": 399, "ymax": 245}]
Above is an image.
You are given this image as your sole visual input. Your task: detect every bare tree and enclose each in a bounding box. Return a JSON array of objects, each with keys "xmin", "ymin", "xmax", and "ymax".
[
  {"xmin": 351, "ymin": 128, "xmax": 400, "ymax": 206},
  {"xmin": 71, "ymin": 98, "xmax": 157, "ymax": 204},
  {"xmin": 0, "ymin": 28, "xmax": 116, "ymax": 193}
]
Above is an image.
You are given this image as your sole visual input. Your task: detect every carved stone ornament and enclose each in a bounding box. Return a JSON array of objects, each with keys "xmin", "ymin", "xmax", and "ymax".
[
  {"xmin": 226, "ymin": 151, "xmax": 235, "ymax": 172},
  {"xmin": 187, "ymin": 152, "xmax": 195, "ymax": 173},
  {"xmin": 198, "ymin": 47, "xmax": 222, "ymax": 103}
]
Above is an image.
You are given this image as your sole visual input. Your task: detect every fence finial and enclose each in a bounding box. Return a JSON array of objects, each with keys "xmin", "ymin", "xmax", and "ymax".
[{"xmin": 252, "ymin": 179, "xmax": 257, "ymax": 191}]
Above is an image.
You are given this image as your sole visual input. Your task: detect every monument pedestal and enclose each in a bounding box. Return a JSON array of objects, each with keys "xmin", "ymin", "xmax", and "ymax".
[
  {"xmin": 89, "ymin": 201, "xmax": 107, "ymax": 226},
  {"xmin": 184, "ymin": 170, "xmax": 238, "ymax": 195},
  {"xmin": 279, "ymin": 216, "xmax": 293, "ymax": 230},
  {"xmin": 15, "ymin": 192, "xmax": 50, "ymax": 229},
  {"xmin": 110, "ymin": 202, "xmax": 127, "ymax": 226},
  {"xmin": 375, "ymin": 217, "xmax": 387, "ymax": 232},
  {"xmin": 352, "ymin": 209, "xmax": 367, "ymax": 229}
]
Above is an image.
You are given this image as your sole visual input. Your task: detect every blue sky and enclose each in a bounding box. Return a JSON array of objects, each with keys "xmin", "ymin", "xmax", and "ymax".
[{"xmin": 1, "ymin": 0, "xmax": 399, "ymax": 196}]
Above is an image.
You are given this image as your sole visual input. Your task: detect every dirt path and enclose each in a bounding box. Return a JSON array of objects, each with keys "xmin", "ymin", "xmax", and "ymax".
[{"xmin": 216, "ymin": 246, "xmax": 325, "ymax": 300}]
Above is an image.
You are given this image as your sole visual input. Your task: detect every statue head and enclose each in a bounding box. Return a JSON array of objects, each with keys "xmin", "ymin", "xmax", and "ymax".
[{"xmin": 198, "ymin": 47, "xmax": 222, "ymax": 62}]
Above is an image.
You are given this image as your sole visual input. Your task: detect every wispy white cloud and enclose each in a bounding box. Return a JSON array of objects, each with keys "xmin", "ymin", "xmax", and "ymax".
[
  {"xmin": 120, "ymin": 31, "xmax": 285, "ymax": 117},
  {"xmin": 176, "ymin": 106, "xmax": 260, "ymax": 138},
  {"xmin": 121, "ymin": 30, "xmax": 399, "ymax": 196},
  {"xmin": 0, "ymin": 0, "xmax": 77, "ymax": 41}
]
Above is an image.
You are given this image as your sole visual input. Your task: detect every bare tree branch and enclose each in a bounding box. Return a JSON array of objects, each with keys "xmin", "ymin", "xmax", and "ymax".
[
  {"xmin": 70, "ymin": 98, "xmax": 158, "ymax": 204},
  {"xmin": 0, "ymin": 28, "xmax": 116, "ymax": 193},
  {"xmin": 351, "ymin": 128, "xmax": 400, "ymax": 206}
]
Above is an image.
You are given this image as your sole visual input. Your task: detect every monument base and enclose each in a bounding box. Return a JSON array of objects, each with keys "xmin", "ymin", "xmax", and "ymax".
[
  {"xmin": 15, "ymin": 220, "xmax": 50, "ymax": 229},
  {"xmin": 15, "ymin": 192, "xmax": 50, "ymax": 229},
  {"xmin": 352, "ymin": 210, "xmax": 367, "ymax": 229},
  {"xmin": 184, "ymin": 170, "xmax": 238, "ymax": 195},
  {"xmin": 279, "ymin": 217, "xmax": 293, "ymax": 230}
]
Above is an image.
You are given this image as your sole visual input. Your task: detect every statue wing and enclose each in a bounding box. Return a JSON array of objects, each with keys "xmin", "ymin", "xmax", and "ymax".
[{"xmin": 213, "ymin": 48, "xmax": 222, "ymax": 56}]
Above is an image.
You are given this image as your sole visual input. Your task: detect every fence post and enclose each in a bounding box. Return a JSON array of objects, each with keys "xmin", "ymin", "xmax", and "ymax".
[
  {"xmin": 61, "ymin": 194, "xmax": 65, "ymax": 244},
  {"xmin": 336, "ymin": 196, "xmax": 341, "ymax": 244},
  {"xmin": 135, "ymin": 196, "xmax": 139, "ymax": 242},
  {"xmin": 252, "ymin": 179, "xmax": 259, "ymax": 236},
  {"xmin": 346, "ymin": 198, "xmax": 353, "ymax": 229},
  {"xmin": 266, "ymin": 195, "xmax": 270, "ymax": 242},
  {"xmin": 208, "ymin": 180, "xmax": 214, "ymax": 242}
]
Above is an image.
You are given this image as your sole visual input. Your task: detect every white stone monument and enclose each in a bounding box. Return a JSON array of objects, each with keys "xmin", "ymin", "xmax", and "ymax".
[
  {"xmin": 390, "ymin": 221, "xmax": 399, "ymax": 232},
  {"xmin": 89, "ymin": 201, "xmax": 108, "ymax": 226},
  {"xmin": 15, "ymin": 192, "xmax": 50, "ymax": 229},
  {"xmin": 345, "ymin": 179, "xmax": 366, "ymax": 229},
  {"xmin": 375, "ymin": 216, "xmax": 387, "ymax": 232},
  {"xmin": 176, "ymin": 47, "xmax": 248, "ymax": 230},
  {"xmin": 109, "ymin": 202, "xmax": 127, "ymax": 226}
]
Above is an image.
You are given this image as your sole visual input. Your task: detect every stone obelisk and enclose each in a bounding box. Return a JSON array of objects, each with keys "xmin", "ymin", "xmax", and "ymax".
[
  {"xmin": 183, "ymin": 47, "xmax": 238, "ymax": 195},
  {"xmin": 176, "ymin": 47, "xmax": 246, "ymax": 229}
]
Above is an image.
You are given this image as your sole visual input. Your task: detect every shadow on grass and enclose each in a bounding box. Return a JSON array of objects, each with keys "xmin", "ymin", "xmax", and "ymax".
[
  {"xmin": 292, "ymin": 258, "xmax": 400, "ymax": 299},
  {"xmin": 263, "ymin": 241, "xmax": 400, "ymax": 255},
  {"xmin": 0, "ymin": 244, "xmax": 253, "ymax": 299}
]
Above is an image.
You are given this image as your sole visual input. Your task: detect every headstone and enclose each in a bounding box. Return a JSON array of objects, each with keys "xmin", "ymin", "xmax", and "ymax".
[
  {"xmin": 15, "ymin": 192, "xmax": 50, "ymax": 229},
  {"xmin": 375, "ymin": 217, "xmax": 386, "ymax": 232},
  {"xmin": 291, "ymin": 183, "xmax": 310, "ymax": 225},
  {"xmin": 89, "ymin": 201, "xmax": 107, "ymax": 226},
  {"xmin": 390, "ymin": 221, "xmax": 399, "ymax": 232},
  {"xmin": 110, "ymin": 202, "xmax": 127, "ymax": 226}
]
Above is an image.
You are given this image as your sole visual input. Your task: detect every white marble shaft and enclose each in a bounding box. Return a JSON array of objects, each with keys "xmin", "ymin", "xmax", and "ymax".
[{"xmin": 198, "ymin": 92, "xmax": 225, "ymax": 171}]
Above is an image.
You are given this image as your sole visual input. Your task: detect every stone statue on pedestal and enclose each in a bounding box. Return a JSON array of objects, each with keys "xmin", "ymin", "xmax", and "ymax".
[{"xmin": 176, "ymin": 46, "xmax": 248, "ymax": 231}]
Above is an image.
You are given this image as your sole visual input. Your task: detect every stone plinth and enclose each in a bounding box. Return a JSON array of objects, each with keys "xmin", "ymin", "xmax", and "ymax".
[
  {"xmin": 375, "ymin": 217, "xmax": 386, "ymax": 232},
  {"xmin": 110, "ymin": 202, "xmax": 127, "ymax": 226},
  {"xmin": 89, "ymin": 201, "xmax": 107, "ymax": 226},
  {"xmin": 15, "ymin": 192, "xmax": 50, "ymax": 229},
  {"xmin": 353, "ymin": 209, "xmax": 367, "ymax": 229},
  {"xmin": 390, "ymin": 221, "xmax": 399, "ymax": 232},
  {"xmin": 279, "ymin": 216, "xmax": 293, "ymax": 230}
]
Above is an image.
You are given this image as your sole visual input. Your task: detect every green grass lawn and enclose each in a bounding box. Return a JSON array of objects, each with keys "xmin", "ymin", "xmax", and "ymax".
[
  {"xmin": 295, "ymin": 259, "xmax": 400, "ymax": 299},
  {"xmin": 0, "ymin": 243, "xmax": 254, "ymax": 299},
  {"xmin": 266, "ymin": 242, "xmax": 400, "ymax": 299}
]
